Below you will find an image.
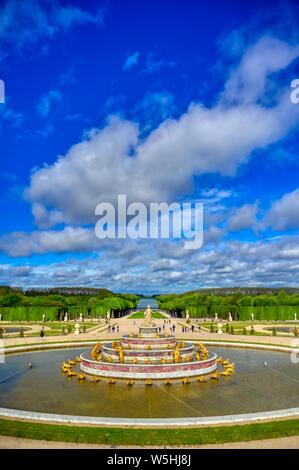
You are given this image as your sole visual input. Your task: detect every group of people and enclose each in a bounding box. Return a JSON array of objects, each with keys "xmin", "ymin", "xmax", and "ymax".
[{"xmin": 107, "ymin": 325, "xmax": 119, "ymax": 334}]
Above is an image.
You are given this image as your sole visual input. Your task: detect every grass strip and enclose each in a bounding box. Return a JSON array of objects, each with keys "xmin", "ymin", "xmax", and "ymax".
[{"xmin": 0, "ymin": 418, "xmax": 298, "ymax": 446}]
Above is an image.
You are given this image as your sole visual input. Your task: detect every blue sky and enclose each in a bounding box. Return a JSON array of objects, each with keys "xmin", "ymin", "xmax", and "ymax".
[{"xmin": 0, "ymin": 0, "xmax": 299, "ymax": 293}]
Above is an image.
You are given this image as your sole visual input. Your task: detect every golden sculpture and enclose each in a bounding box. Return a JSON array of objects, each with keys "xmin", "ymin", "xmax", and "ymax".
[
  {"xmin": 107, "ymin": 356, "xmax": 112, "ymax": 363},
  {"xmin": 164, "ymin": 332, "xmax": 168, "ymax": 338},
  {"xmin": 145, "ymin": 379, "xmax": 152, "ymax": 385},
  {"xmin": 147, "ymin": 345, "xmax": 152, "ymax": 350},
  {"xmin": 185, "ymin": 355, "xmax": 190, "ymax": 362},
  {"xmin": 173, "ymin": 345, "xmax": 181, "ymax": 363},
  {"xmin": 210, "ymin": 372, "xmax": 219, "ymax": 380},
  {"xmin": 197, "ymin": 376, "xmax": 207, "ymax": 382},
  {"xmin": 117, "ymin": 345, "xmax": 124, "ymax": 363},
  {"xmin": 156, "ymin": 333, "xmax": 160, "ymax": 338},
  {"xmin": 142, "ymin": 305, "xmax": 156, "ymax": 327},
  {"xmin": 127, "ymin": 379, "xmax": 134, "ymax": 386},
  {"xmin": 147, "ymin": 358, "xmax": 152, "ymax": 364},
  {"xmin": 130, "ymin": 332, "xmax": 134, "ymax": 338},
  {"xmin": 161, "ymin": 358, "xmax": 167, "ymax": 364},
  {"xmin": 182, "ymin": 377, "xmax": 190, "ymax": 384},
  {"xmin": 108, "ymin": 378, "xmax": 116, "ymax": 384},
  {"xmin": 132, "ymin": 357, "xmax": 137, "ymax": 363},
  {"xmin": 167, "ymin": 344, "xmax": 172, "ymax": 349},
  {"xmin": 164, "ymin": 379, "xmax": 172, "ymax": 385}
]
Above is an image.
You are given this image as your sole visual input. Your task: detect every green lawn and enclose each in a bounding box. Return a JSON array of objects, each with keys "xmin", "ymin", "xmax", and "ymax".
[
  {"xmin": 128, "ymin": 311, "xmax": 167, "ymax": 319},
  {"xmin": 0, "ymin": 417, "xmax": 298, "ymax": 446}
]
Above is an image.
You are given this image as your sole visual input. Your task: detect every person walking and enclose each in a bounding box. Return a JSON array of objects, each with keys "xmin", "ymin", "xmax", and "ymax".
[
  {"xmin": 112, "ymin": 326, "xmax": 115, "ymax": 333},
  {"xmin": 117, "ymin": 325, "xmax": 119, "ymax": 333},
  {"xmin": 40, "ymin": 327, "xmax": 45, "ymax": 341}
]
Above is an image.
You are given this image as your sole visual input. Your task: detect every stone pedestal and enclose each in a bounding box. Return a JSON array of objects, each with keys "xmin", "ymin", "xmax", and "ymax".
[
  {"xmin": 217, "ymin": 323, "xmax": 223, "ymax": 334},
  {"xmin": 139, "ymin": 326, "xmax": 159, "ymax": 337},
  {"xmin": 74, "ymin": 323, "xmax": 80, "ymax": 335}
]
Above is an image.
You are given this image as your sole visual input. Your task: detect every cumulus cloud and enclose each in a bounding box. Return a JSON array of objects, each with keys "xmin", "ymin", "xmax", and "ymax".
[
  {"xmin": 23, "ymin": 35, "xmax": 299, "ymax": 229},
  {"xmin": 260, "ymin": 188, "xmax": 299, "ymax": 231},
  {"xmin": 227, "ymin": 202, "xmax": 259, "ymax": 232},
  {"xmin": 0, "ymin": 227, "xmax": 99, "ymax": 257},
  {"xmin": 1, "ymin": 236, "xmax": 299, "ymax": 290}
]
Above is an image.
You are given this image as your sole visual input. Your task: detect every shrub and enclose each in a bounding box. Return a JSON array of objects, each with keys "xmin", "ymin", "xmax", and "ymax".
[
  {"xmin": 67, "ymin": 325, "xmax": 72, "ymax": 334},
  {"xmin": 19, "ymin": 327, "xmax": 24, "ymax": 337},
  {"xmin": 243, "ymin": 327, "xmax": 247, "ymax": 335},
  {"xmin": 250, "ymin": 326, "xmax": 255, "ymax": 335},
  {"xmin": 272, "ymin": 327, "xmax": 277, "ymax": 336},
  {"xmin": 230, "ymin": 326, "xmax": 234, "ymax": 335},
  {"xmin": 210, "ymin": 324, "xmax": 215, "ymax": 333}
]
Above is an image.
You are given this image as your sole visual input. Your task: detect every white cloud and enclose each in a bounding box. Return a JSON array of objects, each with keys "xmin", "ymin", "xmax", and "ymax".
[
  {"xmin": 0, "ymin": 0, "xmax": 104, "ymax": 52},
  {"xmin": 123, "ymin": 52, "xmax": 139, "ymax": 70},
  {"xmin": 1, "ymin": 236, "xmax": 299, "ymax": 291},
  {"xmin": 260, "ymin": 188, "xmax": 299, "ymax": 231},
  {"xmin": 227, "ymin": 202, "xmax": 259, "ymax": 232},
  {"xmin": 23, "ymin": 35, "xmax": 299, "ymax": 229},
  {"xmin": 0, "ymin": 226, "xmax": 100, "ymax": 257}
]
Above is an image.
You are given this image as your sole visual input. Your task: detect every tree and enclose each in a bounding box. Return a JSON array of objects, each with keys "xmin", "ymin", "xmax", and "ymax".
[{"xmin": 0, "ymin": 293, "xmax": 23, "ymax": 307}]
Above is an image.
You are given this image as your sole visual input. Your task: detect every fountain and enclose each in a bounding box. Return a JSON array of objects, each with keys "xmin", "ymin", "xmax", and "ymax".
[{"xmin": 79, "ymin": 306, "xmax": 219, "ymax": 380}]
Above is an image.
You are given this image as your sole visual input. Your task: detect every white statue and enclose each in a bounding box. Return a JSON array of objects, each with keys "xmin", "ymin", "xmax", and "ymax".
[
  {"xmin": 228, "ymin": 312, "xmax": 232, "ymax": 322},
  {"xmin": 42, "ymin": 314, "xmax": 45, "ymax": 322},
  {"xmin": 294, "ymin": 313, "xmax": 297, "ymax": 321},
  {"xmin": 251, "ymin": 313, "xmax": 254, "ymax": 321},
  {"xmin": 217, "ymin": 323, "xmax": 223, "ymax": 334},
  {"xmin": 143, "ymin": 305, "xmax": 156, "ymax": 327},
  {"xmin": 214, "ymin": 313, "xmax": 218, "ymax": 321},
  {"xmin": 74, "ymin": 322, "xmax": 80, "ymax": 335},
  {"xmin": 0, "ymin": 314, "xmax": 2, "ymax": 322},
  {"xmin": 107, "ymin": 311, "xmax": 110, "ymax": 321},
  {"xmin": 79, "ymin": 312, "xmax": 83, "ymax": 322},
  {"xmin": 64, "ymin": 313, "xmax": 68, "ymax": 322},
  {"xmin": 186, "ymin": 310, "xmax": 190, "ymax": 320}
]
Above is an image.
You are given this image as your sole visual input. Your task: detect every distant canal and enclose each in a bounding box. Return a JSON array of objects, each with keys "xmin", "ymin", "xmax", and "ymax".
[{"xmin": 137, "ymin": 297, "xmax": 159, "ymax": 309}]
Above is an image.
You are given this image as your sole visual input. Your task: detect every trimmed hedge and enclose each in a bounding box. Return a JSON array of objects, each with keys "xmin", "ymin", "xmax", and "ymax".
[
  {"xmin": 168, "ymin": 304, "xmax": 298, "ymax": 321},
  {"xmin": 0, "ymin": 306, "xmax": 59, "ymax": 321}
]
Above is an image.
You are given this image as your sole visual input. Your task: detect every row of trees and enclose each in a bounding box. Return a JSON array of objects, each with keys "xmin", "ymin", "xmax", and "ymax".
[
  {"xmin": 0, "ymin": 286, "xmax": 140, "ymax": 320},
  {"xmin": 157, "ymin": 290, "xmax": 299, "ymax": 319}
]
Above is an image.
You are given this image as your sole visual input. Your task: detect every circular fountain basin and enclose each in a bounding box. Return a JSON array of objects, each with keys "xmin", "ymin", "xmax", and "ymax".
[
  {"xmin": 80, "ymin": 351, "xmax": 217, "ymax": 379},
  {"xmin": 1, "ymin": 345, "xmax": 299, "ymax": 420}
]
